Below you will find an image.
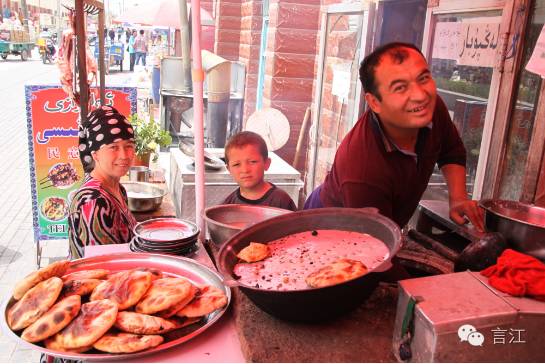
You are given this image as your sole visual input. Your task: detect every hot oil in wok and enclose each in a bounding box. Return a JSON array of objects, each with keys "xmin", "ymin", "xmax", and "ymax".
[{"xmin": 233, "ymin": 230, "xmax": 389, "ymax": 290}]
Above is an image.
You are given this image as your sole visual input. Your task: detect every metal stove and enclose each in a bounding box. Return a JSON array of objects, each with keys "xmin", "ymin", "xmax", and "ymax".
[{"xmin": 392, "ymin": 270, "xmax": 545, "ymax": 362}]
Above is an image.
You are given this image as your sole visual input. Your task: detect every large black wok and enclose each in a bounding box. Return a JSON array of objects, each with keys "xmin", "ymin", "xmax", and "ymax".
[{"xmin": 217, "ymin": 208, "xmax": 402, "ymax": 322}]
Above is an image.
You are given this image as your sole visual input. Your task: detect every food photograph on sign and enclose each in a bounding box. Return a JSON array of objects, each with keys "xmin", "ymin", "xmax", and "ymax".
[
  {"xmin": 40, "ymin": 196, "xmax": 68, "ymax": 222},
  {"xmin": 43, "ymin": 163, "xmax": 80, "ymax": 189}
]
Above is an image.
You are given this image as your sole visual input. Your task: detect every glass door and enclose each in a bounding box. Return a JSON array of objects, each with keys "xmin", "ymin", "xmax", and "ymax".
[
  {"xmin": 421, "ymin": 0, "xmax": 510, "ymax": 201},
  {"xmin": 499, "ymin": 0, "xmax": 545, "ymax": 202},
  {"xmin": 307, "ymin": 3, "xmax": 375, "ymax": 192}
]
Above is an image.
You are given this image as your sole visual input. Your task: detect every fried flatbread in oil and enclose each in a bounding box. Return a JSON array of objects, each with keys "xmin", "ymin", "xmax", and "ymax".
[
  {"xmin": 55, "ymin": 299, "xmax": 118, "ymax": 349},
  {"xmin": 176, "ymin": 285, "xmax": 228, "ymax": 318},
  {"xmin": 13, "ymin": 260, "xmax": 69, "ymax": 300},
  {"xmin": 21, "ymin": 295, "xmax": 81, "ymax": 343},
  {"xmin": 90, "ymin": 270, "xmax": 153, "ymax": 310},
  {"xmin": 305, "ymin": 258, "xmax": 368, "ymax": 288},
  {"xmin": 237, "ymin": 242, "xmax": 269, "ymax": 263},
  {"xmin": 7, "ymin": 277, "xmax": 63, "ymax": 331},
  {"xmin": 93, "ymin": 332, "xmax": 164, "ymax": 353},
  {"xmin": 135, "ymin": 277, "xmax": 194, "ymax": 315}
]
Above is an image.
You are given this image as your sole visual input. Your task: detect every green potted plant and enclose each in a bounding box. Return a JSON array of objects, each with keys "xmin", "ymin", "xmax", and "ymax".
[{"xmin": 129, "ymin": 113, "xmax": 172, "ymax": 166}]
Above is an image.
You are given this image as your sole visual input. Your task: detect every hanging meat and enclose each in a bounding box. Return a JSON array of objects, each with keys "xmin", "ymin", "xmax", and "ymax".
[{"xmin": 57, "ymin": 9, "xmax": 97, "ymax": 104}]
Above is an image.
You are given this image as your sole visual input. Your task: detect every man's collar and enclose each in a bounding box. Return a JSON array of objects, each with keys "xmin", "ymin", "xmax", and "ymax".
[{"xmin": 370, "ymin": 111, "xmax": 432, "ymax": 157}]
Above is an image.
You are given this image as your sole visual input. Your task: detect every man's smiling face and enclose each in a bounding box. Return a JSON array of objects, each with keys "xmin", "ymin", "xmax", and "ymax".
[{"xmin": 365, "ymin": 48, "xmax": 437, "ymax": 131}]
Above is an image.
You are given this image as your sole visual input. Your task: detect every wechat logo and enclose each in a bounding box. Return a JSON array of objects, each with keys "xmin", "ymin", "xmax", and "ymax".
[{"xmin": 458, "ymin": 324, "xmax": 484, "ymax": 346}]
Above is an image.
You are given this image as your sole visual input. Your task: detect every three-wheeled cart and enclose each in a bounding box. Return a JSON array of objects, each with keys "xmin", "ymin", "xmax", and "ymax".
[
  {"xmin": 94, "ymin": 42, "xmax": 124, "ymax": 73},
  {"xmin": 0, "ymin": 40, "xmax": 34, "ymax": 61},
  {"xmin": 108, "ymin": 43, "xmax": 124, "ymax": 71}
]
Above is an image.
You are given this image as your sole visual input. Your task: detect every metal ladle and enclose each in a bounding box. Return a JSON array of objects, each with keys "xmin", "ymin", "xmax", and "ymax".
[{"xmin": 408, "ymin": 229, "xmax": 507, "ymax": 271}]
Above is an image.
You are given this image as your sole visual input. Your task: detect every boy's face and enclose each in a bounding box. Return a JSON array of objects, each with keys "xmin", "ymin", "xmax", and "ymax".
[{"xmin": 226, "ymin": 145, "xmax": 271, "ymax": 190}]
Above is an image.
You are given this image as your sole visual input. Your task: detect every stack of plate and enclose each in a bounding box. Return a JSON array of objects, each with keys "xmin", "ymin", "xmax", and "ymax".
[{"xmin": 130, "ymin": 218, "xmax": 200, "ymax": 256}]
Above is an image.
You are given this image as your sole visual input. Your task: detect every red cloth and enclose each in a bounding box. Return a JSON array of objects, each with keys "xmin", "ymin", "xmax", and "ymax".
[{"xmin": 481, "ymin": 249, "xmax": 545, "ymax": 301}]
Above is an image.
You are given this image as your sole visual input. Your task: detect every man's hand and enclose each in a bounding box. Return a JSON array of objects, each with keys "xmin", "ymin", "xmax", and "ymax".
[
  {"xmin": 449, "ymin": 199, "xmax": 485, "ymax": 232},
  {"xmin": 441, "ymin": 164, "xmax": 485, "ymax": 232}
]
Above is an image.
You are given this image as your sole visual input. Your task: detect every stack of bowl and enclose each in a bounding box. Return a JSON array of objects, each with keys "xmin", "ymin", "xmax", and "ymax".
[{"xmin": 130, "ymin": 218, "xmax": 200, "ymax": 255}]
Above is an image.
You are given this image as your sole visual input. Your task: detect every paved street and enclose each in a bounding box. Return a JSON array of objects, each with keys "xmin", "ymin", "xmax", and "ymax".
[{"xmin": 0, "ymin": 50, "xmax": 145, "ymax": 362}]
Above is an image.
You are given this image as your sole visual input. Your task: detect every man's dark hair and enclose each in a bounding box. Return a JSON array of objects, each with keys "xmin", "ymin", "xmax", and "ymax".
[
  {"xmin": 359, "ymin": 42, "xmax": 425, "ymax": 101},
  {"xmin": 139, "ymin": 29, "xmax": 144, "ymax": 35},
  {"xmin": 224, "ymin": 131, "xmax": 268, "ymax": 165}
]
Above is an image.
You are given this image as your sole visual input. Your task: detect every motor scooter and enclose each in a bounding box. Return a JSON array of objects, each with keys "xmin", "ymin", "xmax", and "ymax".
[{"xmin": 42, "ymin": 39, "xmax": 56, "ymax": 64}]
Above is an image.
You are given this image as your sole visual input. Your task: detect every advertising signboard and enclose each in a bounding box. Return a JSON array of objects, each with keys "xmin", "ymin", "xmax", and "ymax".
[{"xmin": 25, "ymin": 85, "xmax": 136, "ymax": 243}]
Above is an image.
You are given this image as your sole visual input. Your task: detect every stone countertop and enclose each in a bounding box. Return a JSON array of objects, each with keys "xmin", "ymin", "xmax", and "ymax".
[{"xmin": 231, "ymin": 283, "xmax": 399, "ymax": 362}]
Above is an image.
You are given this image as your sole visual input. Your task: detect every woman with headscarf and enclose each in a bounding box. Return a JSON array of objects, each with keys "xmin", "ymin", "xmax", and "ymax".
[{"xmin": 68, "ymin": 106, "xmax": 137, "ymax": 259}]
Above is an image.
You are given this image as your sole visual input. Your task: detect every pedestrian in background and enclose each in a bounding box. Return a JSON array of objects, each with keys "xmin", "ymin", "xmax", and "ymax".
[
  {"xmin": 133, "ymin": 29, "xmax": 148, "ymax": 67},
  {"xmin": 108, "ymin": 28, "xmax": 115, "ymax": 43},
  {"xmin": 2, "ymin": 5, "xmax": 11, "ymax": 21},
  {"xmin": 128, "ymin": 29, "xmax": 137, "ymax": 72}
]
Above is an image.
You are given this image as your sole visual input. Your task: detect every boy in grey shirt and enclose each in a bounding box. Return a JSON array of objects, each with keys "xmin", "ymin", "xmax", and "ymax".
[{"xmin": 223, "ymin": 131, "xmax": 296, "ymax": 211}]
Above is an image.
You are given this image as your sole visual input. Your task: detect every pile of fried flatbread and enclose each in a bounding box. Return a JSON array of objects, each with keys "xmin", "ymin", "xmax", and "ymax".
[{"xmin": 6, "ymin": 260, "xmax": 228, "ymax": 355}]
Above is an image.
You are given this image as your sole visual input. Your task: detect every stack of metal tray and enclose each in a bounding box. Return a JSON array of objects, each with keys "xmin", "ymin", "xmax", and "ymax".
[{"xmin": 131, "ymin": 218, "xmax": 200, "ymax": 255}]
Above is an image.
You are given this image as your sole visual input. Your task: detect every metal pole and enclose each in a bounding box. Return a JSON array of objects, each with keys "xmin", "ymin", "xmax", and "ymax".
[
  {"xmin": 178, "ymin": 0, "xmax": 192, "ymax": 93},
  {"xmin": 98, "ymin": 9, "xmax": 106, "ymax": 105},
  {"xmin": 56, "ymin": 0, "xmax": 61, "ymax": 44},
  {"xmin": 191, "ymin": 0, "xmax": 205, "ymax": 243},
  {"xmin": 20, "ymin": 0, "xmax": 29, "ymax": 32},
  {"xmin": 75, "ymin": 0, "xmax": 89, "ymax": 123}
]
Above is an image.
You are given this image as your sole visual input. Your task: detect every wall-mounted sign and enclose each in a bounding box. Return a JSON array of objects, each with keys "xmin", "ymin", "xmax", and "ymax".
[
  {"xmin": 526, "ymin": 25, "xmax": 545, "ymax": 78},
  {"xmin": 433, "ymin": 17, "xmax": 501, "ymax": 67},
  {"xmin": 25, "ymin": 85, "xmax": 136, "ymax": 242}
]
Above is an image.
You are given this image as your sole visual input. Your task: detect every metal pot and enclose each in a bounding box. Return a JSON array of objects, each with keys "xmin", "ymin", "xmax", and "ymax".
[
  {"xmin": 204, "ymin": 204, "xmax": 292, "ymax": 246},
  {"xmin": 129, "ymin": 166, "xmax": 150, "ymax": 182},
  {"xmin": 122, "ymin": 181, "xmax": 166, "ymax": 212},
  {"xmin": 480, "ymin": 199, "xmax": 545, "ymax": 261},
  {"xmin": 217, "ymin": 208, "xmax": 402, "ymax": 322}
]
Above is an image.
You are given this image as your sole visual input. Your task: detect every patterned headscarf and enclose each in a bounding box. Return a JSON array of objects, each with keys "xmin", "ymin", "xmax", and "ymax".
[{"xmin": 78, "ymin": 106, "xmax": 134, "ymax": 173}]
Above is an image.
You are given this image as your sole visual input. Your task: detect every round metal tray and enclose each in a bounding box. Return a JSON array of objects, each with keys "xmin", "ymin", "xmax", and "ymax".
[
  {"xmin": 134, "ymin": 218, "xmax": 199, "ymax": 243},
  {"xmin": 1, "ymin": 253, "xmax": 231, "ymax": 362}
]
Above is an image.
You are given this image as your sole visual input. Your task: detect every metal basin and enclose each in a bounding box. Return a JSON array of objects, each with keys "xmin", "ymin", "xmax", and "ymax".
[
  {"xmin": 122, "ymin": 182, "xmax": 166, "ymax": 212},
  {"xmin": 480, "ymin": 199, "xmax": 545, "ymax": 261},
  {"xmin": 204, "ymin": 204, "xmax": 292, "ymax": 246},
  {"xmin": 217, "ymin": 208, "xmax": 402, "ymax": 322}
]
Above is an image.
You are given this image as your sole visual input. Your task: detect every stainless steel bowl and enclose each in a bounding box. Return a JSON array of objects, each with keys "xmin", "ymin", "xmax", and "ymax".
[
  {"xmin": 204, "ymin": 204, "xmax": 292, "ymax": 246},
  {"xmin": 122, "ymin": 181, "xmax": 166, "ymax": 212},
  {"xmin": 480, "ymin": 199, "xmax": 545, "ymax": 261}
]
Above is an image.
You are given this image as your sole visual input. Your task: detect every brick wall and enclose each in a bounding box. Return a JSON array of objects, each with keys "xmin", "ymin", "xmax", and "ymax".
[
  {"xmin": 215, "ymin": 0, "xmax": 242, "ymax": 61},
  {"xmin": 239, "ymin": 0, "xmax": 263, "ymax": 120},
  {"xmin": 262, "ymin": 0, "xmax": 320, "ymax": 165},
  {"xmin": 200, "ymin": 0, "xmax": 214, "ymax": 14}
]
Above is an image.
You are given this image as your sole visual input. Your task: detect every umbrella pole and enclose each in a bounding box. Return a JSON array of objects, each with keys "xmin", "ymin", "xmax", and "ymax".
[
  {"xmin": 178, "ymin": 0, "xmax": 192, "ymax": 92},
  {"xmin": 191, "ymin": 0, "xmax": 206, "ymax": 244}
]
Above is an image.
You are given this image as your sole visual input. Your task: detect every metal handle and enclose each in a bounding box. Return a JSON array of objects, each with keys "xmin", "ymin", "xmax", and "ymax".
[
  {"xmin": 222, "ymin": 277, "xmax": 240, "ymax": 287},
  {"xmin": 360, "ymin": 207, "xmax": 379, "ymax": 214}
]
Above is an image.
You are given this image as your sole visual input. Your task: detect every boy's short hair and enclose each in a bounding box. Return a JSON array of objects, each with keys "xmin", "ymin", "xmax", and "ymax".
[
  {"xmin": 224, "ymin": 131, "xmax": 268, "ymax": 165},
  {"xmin": 359, "ymin": 42, "xmax": 424, "ymax": 101}
]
